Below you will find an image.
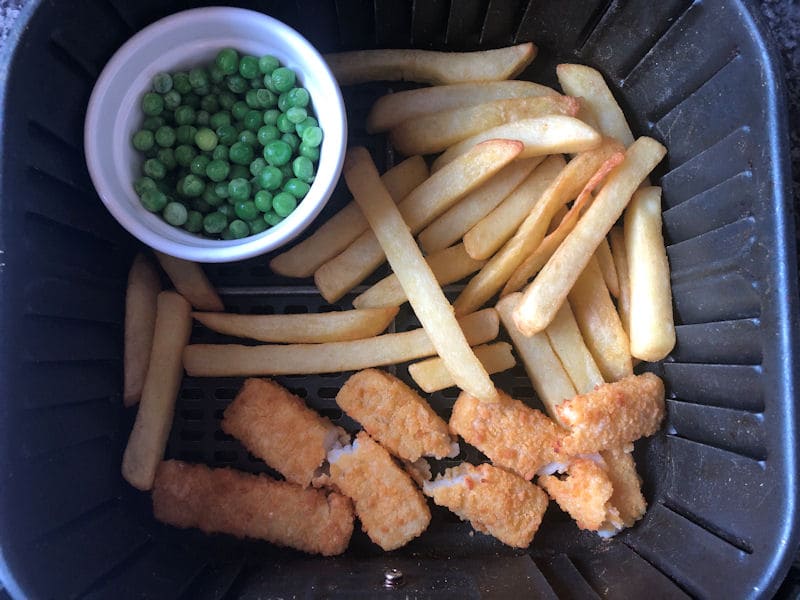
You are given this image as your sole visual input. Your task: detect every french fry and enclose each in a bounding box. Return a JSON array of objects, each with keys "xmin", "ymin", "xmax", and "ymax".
[
  {"xmin": 269, "ymin": 156, "xmax": 428, "ymax": 277},
  {"xmin": 463, "ymin": 155, "xmax": 566, "ymax": 260},
  {"xmin": 122, "ymin": 291, "xmax": 192, "ymax": 490},
  {"xmin": 496, "ymin": 294, "xmax": 576, "ymax": 420},
  {"xmin": 432, "ymin": 115, "xmax": 600, "ymax": 171},
  {"xmin": 183, "ymin": 309, "xmax": 498, "ymax": 377},
  {"xmin": 315, "ymin": 139, "xmax": 523, "ymax": 303},
  {"xmin": 390, "ymin": 95, "xmax": 579, "ymax": 156},
  {"xmin": 455, "ymin": 147, "xmax": 623, "ymax": 315},
  {"xmin": 345, "ymin": 146, "xmax": 497, "ymax": 401},
  {"xmin": 325, "ymin": 43, "xmax": 536, "ymax": 86},
  {"xmin": 512, "ymin": 136, "xmax": 666, "ymax": 335},
  {"xmin": 556, "ymin": 64, "xmax": 634, "ymax": 147},
  {"xmin": 609, "ymin": 226, "xmax": 632, "ymax": 335},
  {"xmin": 408, "ymin": 342, "xmax": 516, "ymax": 393},
  {"xmin": 353, "ymin": 244, "xmax": 485, "ymax": 309},
  {"xmin": 544, "ymin": 302, "xmax": 604, "ymax": 394},
  {"xmin": 154, "ymin": 251, "xmax": 223, "ymax": 312},
  {"xmin": 367, "ymin": 80, "xmax": 558, "ymax": 133},
  {"xmin": 192, "ymin": 306, "xmax": 399, "ymax": 343},
  {"xmin": 595, "ymin": 238, "xmax": 620, "ymax": 298},
  {"xmin": 624, "ymin": 186, "xmax": 675, "ymax": 362},
  {"xmin": 418, "ymin": 158, "xmax": 542, "ymax": 254},
  {"xmin": 124, "ymin": 253, "xmax": 161, "ymax": 406},
  {"xmin": 547, "ymin": 205, "xmax": 569, "ymax": 234},
  {"xmin": 568, "ymin": 257, "xmax": 632, "ymax": 382}
]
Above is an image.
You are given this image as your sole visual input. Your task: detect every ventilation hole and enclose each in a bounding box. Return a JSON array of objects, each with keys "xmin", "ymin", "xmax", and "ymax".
[
  {"xmin": 318, "ymin": 304, "xmax": 341, "ymax": 313},
  {"xmin": 512, "ymin": 386, "xmax": 534, "ymax": 399},
  {"xmin": 319, "ymin": 387, "xmax": 339, "ymax": 398},
  {"xmin": 214, "ymin": 388, "xmax": 238, "ymax": 400},
  {"xmin": 250, "ymin": 265, "xmax": 269, "ymax": 277},
  {"xmin": 319, "ymin": 372, "xmax": 344, "ymax": 379},
  {"xmin": 214, "ymin": 430, "xmax": 236, "ymax": 442},
  {"xmin": 218, "ymin": 265, "xmax": 242, "ymax": 277},
  {"xmin": 179, "ymin": 450, "xmax": 203, "ymax": 462},
  {"xmin": 214, "ymin": 450, "xmax": 238, "ymax": 463},
  {"xmin": 284, "ymin": 304, "xmax": 309, "ymax": 314},
  {"xmin": 180, "ymin": 408, "xmax": 203, "ymax": 421},
  {"xmin": 319, "ymin": 408, "xmax": 343, "ymax": 420},
  {"xmin": 286, "ymin": 387, "xmax": 308, "ymax": 398},
  {"xmin": 441, "ymin": 387, "xmax": 460, "ymax": 399},
  {"xmin": 214, "ymin": 409, "xmax": 226, "ymax": 420},
  {"xmin": 180, "ymin": 430, "xmax": 204, "ymax": 442},
  {"xmin": 249, "ymin": 305, "xmax": 275, "ymax": 314},
  {"xmin": 180, "ymin": 388, "xmax": 204, "ymax": 400}
]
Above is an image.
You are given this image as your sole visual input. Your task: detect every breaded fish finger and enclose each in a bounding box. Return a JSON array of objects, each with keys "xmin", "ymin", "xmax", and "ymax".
[
  {"xmin": 336, "ymin": 369, "xmax": 457, "ymax": 461},
  {"xmin": 222, "ymin": 378, "xmax": 348, "ymax": 487},
  {"xmin": 328, "ymin": 432, "xmax": 430, "ymax": 551},
  {"xmin": 423, "ymin": 462, "xmax": 549, "ymax": 548},
  {"xmin": 152, "ymin": 460, "xmax": 354, "ymax": 556},
  {"xmin": 557, "ymin": 372, "xmax": 665, "ymax": 455},
  {"xmin": 450, "ymin": 388, "xmax": 565, "ymax": 479}
]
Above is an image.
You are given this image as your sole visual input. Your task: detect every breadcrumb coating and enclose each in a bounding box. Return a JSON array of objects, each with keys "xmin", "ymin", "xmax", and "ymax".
[
  {"xmin": 222, "ymin": 378, "xmax": 347, "ymax": 487},
  {"xmin": 450, "ymin": 388, "xmax": 566, "ymax": 479},
  {"xmin": 152, "ymin": 460, "xmax": 354, "ymax": 556},
  {"xmin": 423, "ymin": 462, "xmax": 549, "ymax": 548},
  {"xmin": 328, "ymin": 432, "xmax": 430, "ymax": 551},
  {"xmin": 601, "ymin": 444, "xmax": 646, "ymax": 528},
  {"xmin": 336, "ymin": 369, "xmax": 456, "ymax": 461}
]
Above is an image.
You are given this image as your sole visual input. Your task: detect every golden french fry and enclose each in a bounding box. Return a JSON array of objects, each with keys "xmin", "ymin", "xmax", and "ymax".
[
  {"xmin": 496, "ymin": 294, "xmax": 576, "ymax": 421},
  {"xmin": 390, "ymin": 95, "xmax": 579, "ymax": 156},
  {"xmin": 408, "ymin": 342, "xmax": 516, "ymax": 393},
  {"xmin": 418, "ymin": 158, "xmax": 542, "ymax": 254},
  {"xmin": 183, "ymin": 308, "xmax": 499, "ymax": 377},
  {"xmin": 325, "ymin": 43, "xmax": 536, "ymax": 86},
  {"xmin": 547, "ymin": 205, "xmax": 569, "ymax": 234},
  {"xmin": 463, "ymin": 155, "xmax": 566, "ymax": 260},
  {"xmin": 544, "ymin": 302, "xmax": 604, "ymax": 394},
  {"xmin": 154, "ymin": 251, "xmax": 223, "ymax": 312},
  {"xmin": 367, "ymin": 80, "xmax": 558, "ymax": 133},
  {"xmin": 625, "ymin": 186, "xmax": 676, "ymax": 361},
  {"xmin": 512, "ymin": 136, "xmax": 667, "ymax": 335},
  {"xmin": 568, "ymin": 257, "xmax": 632, "ymax": 382},
  {"xmin": 353, "ymin": 244, "xmax": 485, "ymax": 309},
  {"xmin": 315, "ymin": 139, "xmax": 523, "ymax": 303},
  {"xmin": 432, "ymin": 115, "xmax": 600, "ymax": 171},
  {"xmin": 455, "ymin": 148, "xmax": 623, "ymax": 315},
  {"xmin": 556, "ymin": 64, "xmax": 634, "ymax": 146},
  {"xmin": 192, "ymin": 306, "xmax": 399, "ymax": 343},
  {"xmin": 269, "ymin": 156, "xmax": 428, "ymax": 278},
  {"xmin": 595, "ymin": 238, "xmax": 620, "ymax": 298},
  {"xmin": 122, "ymin": 291, "xmax": 192, "ymax": 491},
  {"xmin": 124, "ymin": 253, "xmax": 161, "ymax": 407},
  {"xmin": 345, "ymin": 147, "xmax": 496, "ymax": 401},
  {"xmin": 609, "ymin": 226, "xmax": 631, "ymax": 335}
]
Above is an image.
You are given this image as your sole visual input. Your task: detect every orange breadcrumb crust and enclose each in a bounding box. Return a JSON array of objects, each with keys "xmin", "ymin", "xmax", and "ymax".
[{"xmin": 601, "ymin": 445, "xmax": 647, "ymax": 528}]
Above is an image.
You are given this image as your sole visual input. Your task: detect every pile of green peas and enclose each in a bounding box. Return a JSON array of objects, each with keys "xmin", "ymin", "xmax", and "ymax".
[{"xmin": 131, "ymin": 48, "xmax": 323, "ymax": 239}]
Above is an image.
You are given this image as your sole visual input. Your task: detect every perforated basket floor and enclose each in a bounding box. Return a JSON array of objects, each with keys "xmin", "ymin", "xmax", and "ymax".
[{"xmin": 1, "ymin": 1, "xmax": 798, "ymax": 599}]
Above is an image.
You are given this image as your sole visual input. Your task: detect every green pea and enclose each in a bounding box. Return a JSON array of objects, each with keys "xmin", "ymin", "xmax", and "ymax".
[
  {"xmin": 228, "ymin": 219, "xmax": 250, "ymax": 239},
  {"xmin": 163, "ymin": 90, "xmax": 182, "ymax": 110},
  {"xmin": 263, "ymin": 74, "xmax": 279, "ymax": 93},
  {"xmin": 230, "ymin": 164, "xmax": 250, "ymax": 180},
  {"xmin": 287, "ymin": 87, "xmax": 310, "ymax": 108},
  {"xmin": 239, "ymin": 55, "xmax": 259, "ymax": 80},
  {"xmin": 220, "ymin": 227, "xmax": 234, "ymax": 240},
  {"xmin": 301, "ymin": 126, "xmax": 323, "ymax": 147},
  {"xmin": 277, "ymin": 113, "xmax": 295, "ymax": 133},
  {"xmin": 132, "ymin": 129, "xmax": 154, "ymax": 151},
  {"xmin": 257, "ymin": 165, "xmax": 283, "ymax": 191},
  {"xmin": 175, "ymin": 125, "xmax": 197, "ymax": 145},
  {"xmin": 249, "ymin": 157, "xmax": 267, "ymax": 176},
  {"xmin": 263, "ymin": 140, "xmax": 292, "ymax": 166},
  {"xmin": 235, "ymin": 200, "xmax": 258, "ymax": 221},
  {"xmin": 142, "ymin": 116, "xmax": 164, "ymax": 132},
  {"xmin": 191, "ymin": 197, "xmax": 211, "ymax": 213},
  {"xmin": 174, "ymin": 144, "xmax": 197, "ymax": 167},
  {"xmin": 203, "ymin": 211, "xmax": 228, "ymax": 234},
  {"xmin": 202, "ymin": 185, "xmax": 224, "ymax": 207},
  {"xmin": 258, "ymin": 124, "xmax": 280, "ymax": 146},
  {"xmin": 250, "ymin": 77, "xmax": 263, "ymax": 89},
  {"xmin": 134, "ymin": 176, "xmax": 157, "ymax": 195},
  {"xmin": 280, "ymin": 163, "xmax": 294, "ymax": 181},
  {"xmin": 248, "ymin": 218, "xmax": 268, "ymax": 234},
  {"xmin": 263, "ymin": 109, "xmax": 280, "ymax": 125},
  {"xmin": 189, "ymin": 67, "xmax": 209, "ymax": 90},
  {"xmin": 212, "ymin": 145, "xmax": 229, "ymax": 161},
  {"xmin": 254, "ymin": 189, "xmax": 273, "ymax": 212},
  {"xmin": 272, "ymin": 191, "xmax": 297, "ymax": 217},
  {"xmin": 143, "ymin": 158, "xmax": 166, "ymax": 180},
  {"xmin": 209, "ymin": 64, "xmax": 225, "ymax": 84},
  {"xmin": 244, "ymin": 110, "xmax": 262, "ymax": 131},
  {"xmin": 173, "ymin": 72, "xmax": 192, "ymax": 95},
  {"xmin": 182, "ymin": 174, "xmax": 205, "ymax": 197},
  {"xmin": 206, "ymin": 159, "xmax": 230, "ymax": 182},
  {"xmin": 183, "ymin": 93, "xmax": 201, "ymax": 109},
  {"xmin": 283, "ymin": 177, "xmax": 310, "ymax": 199},
  {"xmin": 299, "ymin": 142, "xmax": 320, "ymax": 162},
  {"xmin": 215, "ymin": 48, "xmax": 239, "ymax": 75},
  {"xmin": 174, "ymin": 105, "xmax": 196, "ymax": 125},
  {"xmin": 229, "ymin": 142, "xmax": 254, "ymax": 166},
  {"xmin": 209, "ymin": 111, "xmax": 231, "ymax": 129},
  {"xmin": 264, "ymin": 210, "xmax": 284, "ymax": 226},
  {"xmin": 140, "ymin": 189, "xmax": 167, "ymax": 212},
  {"xmin": 142, "ymin": 92, "xmax": 164, "ymax": 116},
  {"xmin": 258, "ymin": 54, "xmax": 280, "ymax": 75},
  {"xmin": 218, "ymin": 91, "xmax": 236, "ymax": 110},
  {"xmin": 155, "ymin": 125, "xmax": 176, "ymax": 148},
  {"xmin": 217, "ymin": 204, "xmax": 235, "ymax": 220},
  {"xmin": 256, "ymin": 88, "xmax": 276, "ymax": 108},
  {"xmin": 184, "ymin": 210, "xmax": 204, "ymax": 232},
  {"xmin": 232, "ymin": 101, "xmax": 249, "ymax": 121},
  {"xmin": 216, "ymin": 124, "xmax": 238, "ymax": 145},
  {"xmin": 195, "ymin": 110, "xmax": 210, "ymax": 127},
  {"xmin": 271, "ymin": 67, "xmax": 296, "ymax": 93},
  {"xmin": 214, "ymin": 182, "xmax": 230, "ymax": 198},
  {"xmin": 200, "ymin": 95, "xmax": 219, "ymax": 113},
  {"xmin": 281, "ymin": 132, "xmax": 300, "ymax": 151},
  {"xmin": 195, "ymin": 127, "xmax": 218, "ymax": 152},
  {"xmin": 245, "ymin": 89, "xmax": 260, "ymax": 109},
  {"xmin": 286, "ymin": 107, "xmax": 307, "ymax": 124},
  {"xmin": 226, "ymin": 75, "xmax": 248, "ymax": 94},
  {"xmin": 277, "ymin": 93, "xmax": 291, "ymax": 113},
  {"xmin": 239, "ymin": 130, "xmax": 258, "ymax": 147},
  {"xmin": 163, "ymin": 201, "xmax": 188, "ymax": 226},
  {"xmin": 190, "ymin": 155, "xmax": 210, "ymax": 176},
  {"xmin": 228, "ymin": 177, "xmax": 251, "ymax": 201},
  {"xmin": 152, "ymin": 72, "xmax": 173, "ymax": 94},
  {"xmin": 157, "ymin": 147, "xmax": 177, "ymax": 171}
]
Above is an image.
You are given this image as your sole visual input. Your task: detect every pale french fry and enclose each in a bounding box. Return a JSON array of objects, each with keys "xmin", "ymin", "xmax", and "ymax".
[
  {"xmin": 418, "ymin": 158, "xmax": 542, "ymax": 254},
  {"xmin": 183, "ymin": 309, "xmax": 498, "ymax": 377},
  {"xmin": 609, "ymin": 226, "xmax": 631, "ymax": 335},
  {"xmin": 345, "ymin": 147, "xmax": 496, "ymax": 401},
  {"xmin": 512, "ymin": 136, "xmax": 667, "ymax": 335},
  {"xmin": 353, "ymin": 244, "xmax": 485, "ymax": 309},
  {"xmin": 455, "ymin": 148, "xmax": 623, "ymax": 315},
  {"xmin": 325, "ymin": 43, "xmax": 536, "ymax": 86},
  {"xmin": 122, "ymin": 291, "xmax": 192, "ymax": 490},
  {"xmin": 463, "ymin": 155, "xmax": 566, "ymax": 260},
  {"xmin": 547, "ymin": 205, "xmax": 569, "ymax": 234},
  {"xmin": 432, "ymin": 116, "xmax": 600, "ymax": 171},
  {"xmin": 269, "ymin": 156, "xmax": 428, "ymax": 277},
  {"xmin": 154, "ymin": 251, "xmax": 223, "ymax": 312},
  {"xmin": 556, "ymin": 64, "xmax": 634, "ymax": 147},
  {"xmin": 192, "ymin": 306, "xmax": 399, "ymax": 343},
  {"xmin": 496, "ymin": 294, "xmax": 576, "ymax": 421},
  {"xmin": 124, "ymin": 253, "xmax": 161, "ymax": 407},
  {"xmin": 315, "ymin": 139, "xmax": 523, "ymax": 303},
  {"xmin": 390, "ymin": 95, "xmax": 579, "ymax": 156},
  {"xmin": 595, "ymin": 238, "xmax": 620, "ymax": 298},
  {"xmin": 624, "ymin": 186, "xmax": 676, "ymax": 362},
  {"xmin": 367, "ymin": 80, "xmax": 558, "ymax": 133},
  {"xmin": 544, "ymin": 302, "xmax": 604, "ymax": 394},
  {"xmin": 408, "ymin": 342, "xmax": 516, "ymax": 393},
  {"xmin": 568, "ymin": 257, "xmax": 632, "ymax": 382}
]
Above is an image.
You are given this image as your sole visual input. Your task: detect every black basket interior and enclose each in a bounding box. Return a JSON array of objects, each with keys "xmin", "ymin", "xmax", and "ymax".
[{"xmin": 1, "ymin": 0, "xmax": 798, "ymax": 598}]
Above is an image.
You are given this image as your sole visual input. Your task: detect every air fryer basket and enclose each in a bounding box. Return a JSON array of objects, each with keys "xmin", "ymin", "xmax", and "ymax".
[{"xmin": 1, "ymin": 0, "xmax": 798, "ymax": 598}]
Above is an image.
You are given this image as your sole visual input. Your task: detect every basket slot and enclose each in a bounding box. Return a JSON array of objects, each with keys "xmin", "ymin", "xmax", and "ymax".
[
  {"xmin": 667, "ymin": 217, "xmax": 756, "ymax": 281},
  {"xmin": 373, "ymin": 0, "xmax": 413, "ymax": 47},
  {"xmin": 535, "ymin": 554, "xmax": 601, "ymax": 600},
  {"xmin": 23, "ymin": 276, "xmax": 123, "ymax": 325},
  {"xmin": 443, "ymin": 0, "xmax": 485, "ymax": 48},
  {"xmin": 21, "ymin": 314, "xmax": 121, "ymax": 363},
  {"xmin": 515, "ymin": 0, "xmax": 611, "ymax": 53},
  {"xmin": 672, "ymin": 272, "xmax": 761, "ymax": 325},
  {"xmin": 25, "ymin": 124, "xmax": 93, "ymax": 194},
  {"xmin": 19, "ymin": 361, "xmax": 121, "ymax": 410},
  {"xmin": 178, "ymin": 560, "xmax": 246, "ymax": 600},
  {"xmin": 334, "ymin": 0, "xmax": 375, "ymax": 51},
  {"xmin": 480, "ymin": 0, "xmax": 526, "ymax": 48},
  {"xmin": 663, "ymin": 363, "xmax": 764, "ymax": 412},
  {"xmin": 411, "ymin": 0, "xmax": 449, "ymax": 49},
  {"xmin": 671, "ymin": 318, "xmax": 761, "ymax": 365}
]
